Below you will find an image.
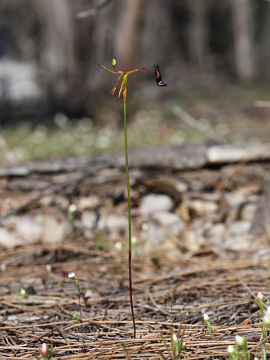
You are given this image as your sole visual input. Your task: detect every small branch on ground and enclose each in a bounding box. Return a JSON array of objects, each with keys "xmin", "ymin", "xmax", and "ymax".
[{"xmin": 77, "ymin": 0, "xmax": 114, "ymax": 19}]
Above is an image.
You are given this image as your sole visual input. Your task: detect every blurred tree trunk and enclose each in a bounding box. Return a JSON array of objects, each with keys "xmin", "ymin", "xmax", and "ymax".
[
  {"xmin": 141, "ymin": 0, "xmax": 173, "ymax": 66},
  {"xmin": 257, "ymin": 3, "xmax": 270, "ymax": 77},
  {"xmin": 114, "ymin": 0, "xmax": 142, "ymax": 70},
  {"xmin": 230, "ymin": 0, "xmax": 255, "ymax": 80},
  {"xmin": 188, "ymin": 0, "xmax": 209, "ymax": 68},
  {"xmin": 92, "ymin": 0, "xmax": 115, "ymax": 64},
  {"xmin": 39, "ymin": 0, "xmax": 80, "ymax": 111}
]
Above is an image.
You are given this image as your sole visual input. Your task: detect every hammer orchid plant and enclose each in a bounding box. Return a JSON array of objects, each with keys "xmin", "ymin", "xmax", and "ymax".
[{"xmin": 99, "ymin": 58, "xmax": 166, "ymax": 338}]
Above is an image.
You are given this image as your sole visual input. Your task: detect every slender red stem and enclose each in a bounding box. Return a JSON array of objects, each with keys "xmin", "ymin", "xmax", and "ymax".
[
  {"xmin": 128, "ymin": 250, "xmax": 136, "ymax": 338},
  {"xmin": 123, "ymin": 89, "xmax": 136, "ymax": 338}
]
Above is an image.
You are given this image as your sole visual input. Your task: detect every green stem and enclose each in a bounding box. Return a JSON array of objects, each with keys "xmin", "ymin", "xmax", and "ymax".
[
  {"xmin": 123, "ymin": 89, "xmax": 136, "ymax": 339},
  {"xmin": 263, "ymin": 345, "xmax": 267, "ymax": 360}
]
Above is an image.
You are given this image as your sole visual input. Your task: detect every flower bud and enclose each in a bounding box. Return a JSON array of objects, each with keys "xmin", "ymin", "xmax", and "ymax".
[
  {"xmin": 68, "ymin": 204, "xmax": 77, "ymax": 213},
  {"xmin": 203, "ymin": 313, "xmax": 209, "ymax": 321},
  {"xmin": 235, "ymin": 335, "xmax": 245, "ymax": 347},
  {"xmin": 41, "ymin": 343, "xmax": 47, "ymax": 357},
  {"xmin": 114, "ymin": 241, "xmax": 122, "ymax": 250},
  {"xmin": 68, "ymin": 272, "xmax": 75, "ymax": 279}
]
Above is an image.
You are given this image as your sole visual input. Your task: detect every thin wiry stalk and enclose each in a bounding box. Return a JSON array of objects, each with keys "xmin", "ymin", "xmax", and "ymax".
[
  {"xmin": 123, "ymin": 91, "xmax": 136, "ymax": 339},
  {"xmin": 263, "ymin": 345, "xmax": 266, "ymax": 360}
]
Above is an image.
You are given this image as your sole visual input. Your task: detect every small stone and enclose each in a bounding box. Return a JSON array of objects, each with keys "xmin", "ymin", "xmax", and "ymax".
[
  {"xmin": 228, "ymin": 221, "xmax": 250, "ymax": 235},
  {"xmin": 225, "ymin": 192, "xmax": 245, "ymax": 207},
  {"xmin": 253, "ymin": 248, "xmax": 270, "ymax": 260},
  {"xmin": 145, "ymin": 221, "xmax": 166, "ymax": 245},
  {"xmin": 182, "ymin": 219, "xmax": 211, "ymax": 252},
  {"xmin": 183, "ymin": 230, "xmax": 205, "ymax": 252},
  {"xmin": 151, "ymin": 212, "xmax": 185, "ymax": 236},
  {"xmin": 210, "ymin": 221, "xmax": 253, "ymax": 252},
  {"xmin": 241, "ymin": 203, "xmax": 256, "ymax": 222},
  {"xmin": 55, "ymin": 196, "xmax": 69, "ymax": 210},
  {"xmin": 81, "ymin": 211, "xmax": 97, "ymax": 230},
  {"xmin": 0, "ymin": 228, "xmax": 22, "ymax": 248},
  {"xmin": 77, "ymin": 196, "xmax": 100, "ymax": 211},
  {"xmin": 98, "ymin": 215, "xmax": 128, "ymax": 237},
  {"xmin": 0, "ymin": 216, "xmax": 43, "ymax": 248},
  {"xmin": 208, "ymin": 224, "xmax": 226, "ymax": 246},
  {"xmin": 140, "ymin": 194, "xmax": 173, "ymax": 215},
  {"xmin": 39, "ymin": 214, "xmax": 70, "ymax": 245},
  {"xmin": 188, "ymin": 199, "xmax": 218, "ymax": 217},
  {"xmin": 15, "ymin": 216, "xmax": 42, "ymax": 243}
]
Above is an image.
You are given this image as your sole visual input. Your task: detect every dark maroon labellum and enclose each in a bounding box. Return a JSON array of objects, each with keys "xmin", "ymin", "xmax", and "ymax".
[{"xmin": 154, "ymin": 64, "xmax": 167, "ymax": 86}]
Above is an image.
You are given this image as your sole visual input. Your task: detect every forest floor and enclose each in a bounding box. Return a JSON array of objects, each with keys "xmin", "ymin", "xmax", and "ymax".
[
  {"xmin": 0, "ymin": 242, "xmax": 269, "ymax": 359},
  {"xmin": 1, "ymin": 79, "xmax": 270, "ymax": 358},
  {"xmin": 1, "ymin": 143, "xmax": 270, "ymax": 359}
]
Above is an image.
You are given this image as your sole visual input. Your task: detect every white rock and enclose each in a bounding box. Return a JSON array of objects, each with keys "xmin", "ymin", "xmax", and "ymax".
[
  {"xmin": 0, "ymin": 216, "xmax": 43, "ymax": 248},
  {"xmin": 182, "ymin": 219, "xmax": 213, "ymax": 252},
  {"xmin": 98, "ymin": 215, "xmax": 128, "ymax": 237},
  {"xmin": 209, "ymin": 221, "xmax": 253, "ymax": 251},
  {"xmin": 39, "ymin": 214, "xmax": 70, "ymax": 245},
  {"xmin": 151, "ymin": 212, "xmax": 185, "ymax": 236},
  {"xmin": 253, "ymin": 248, "xmax": 270, "ymax": 260},
  {"xmin": 188, "ymin": 199, "xmax": 218, "ymax": 217},
  {"xmin": 225, "ymin": 192, "xmax": 245, "ymax": 207},
  {"xmin": 183, "ymin": 230, "xmax": 205, "ymax": 252},
  {"xmin": 77, "ymin": 196, "xmax": 100, "ymax": 211},
  {"xmin": 228, "ymin": 221, "xmax": 250, "ymax": 235},
  {"xmin": 241, "ymin": 203, "xmax": 256, "ymax": 222},
  {"xmin": 140, "ymin": 194, "xmax": 173, "ymax": 215},
  {"xmin": 0, "ymin": 228, "xmax": 22, "ymax": 248},
  {"xmin": 146, "ymin": 222, "xmax": 166, "ymax": 245},
  {"xmin": 223, "ymin": 235, "xmax": 253, "ymax": 252},
  {"xmin": 81, "ymin": 211, "xmax": 97, "ymax": 230},
  {"xmin": 15, "ymin": 216, "xmax": 42, "ymax": 243},
  {"xmin": 208, "ymin": 224, "xmax": 226, "ymax": 246}
]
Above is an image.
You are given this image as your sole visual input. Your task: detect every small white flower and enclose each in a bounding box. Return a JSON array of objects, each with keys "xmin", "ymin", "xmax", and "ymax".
[
  {"xmin": 131, "ymin": 236, "xmax": 137, "ymax": 244},
  {"xmin": 263, "ymin": 314, "xmax": 270, "ymax": 325},
  {"xmin": 172, "ymin": 333, "xmax": 178, "ymax": 343},
  {"xmin": 68, "ymin": 272, "xmax": 75, "ymax": 279},
  {"xmin": 203, "ymin": 313, "xmax": 209, "ymax": 321},
  {"xmin": 1, "ymin": 263, "xmax": 6, "ymax": 272},
  {"xmin": 114, "ymin": 241, "xmax": 122, "ymax": 251},
  {"xmin": 68, "ymin": 204, "xmax": 77, "ymax": 213},
  {"xmin": 254, "ymin": 357, "xmax": 259, "ymax": 360},
  {"xmin": 142, "ymin": 222, "xmax": 148, "ymax": 231},
  {"xmin": 20, "ymin": 288, "xmax": 27, "ymax": 297},
  {"xmin": 227, "ymin": 345, "xmax": 234, "ymax": 354},
  {"xmin": 257, "ymin": 291, "xmax": 264, "ymax": 300},
  {"xmin": 46, "ymin": 264, "xmax": 52, "ymax": 272},
  {"xmin": 266, "ymin": 306, "xmax": 270, "ymax": 315},
  {"xmin": 235, "ymin": 335, "xmax": 245, "ymax": 347}
]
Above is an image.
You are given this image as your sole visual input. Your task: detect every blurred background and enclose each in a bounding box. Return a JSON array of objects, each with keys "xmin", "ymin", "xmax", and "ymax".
[{"xmin": 1, "ymin": 0, "xmax": 270, "ymax": 164}]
